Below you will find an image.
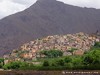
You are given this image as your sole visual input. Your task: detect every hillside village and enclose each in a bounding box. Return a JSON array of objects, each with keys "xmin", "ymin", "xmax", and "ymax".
[{"xmin": 4, "ymin": 32, "xmax": 100, "ymax": 63}]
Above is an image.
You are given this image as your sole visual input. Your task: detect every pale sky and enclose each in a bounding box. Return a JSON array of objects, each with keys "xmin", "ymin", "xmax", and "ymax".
[{"xmin": 0, "ymin": 0, "xmax": 100, "ymax": 19}]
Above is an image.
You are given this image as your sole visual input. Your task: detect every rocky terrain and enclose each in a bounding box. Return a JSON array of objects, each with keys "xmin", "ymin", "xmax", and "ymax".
[
  {"xmin": 4, "ymin": 32, "xmax": 100, "ymax": 63},
  {"xmin": 0, "ymin": 0, "xmax": 100, "ymax": 56}
]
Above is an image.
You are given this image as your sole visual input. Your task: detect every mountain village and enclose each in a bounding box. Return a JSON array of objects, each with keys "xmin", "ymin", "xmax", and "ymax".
[{"xmin": 4, "ymin": 32, "xmax": 100, "ymax": 64}]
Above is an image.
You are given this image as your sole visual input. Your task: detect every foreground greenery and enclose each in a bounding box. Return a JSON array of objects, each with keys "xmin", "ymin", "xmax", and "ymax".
[
  {"xmin": 39, "ymin": 50, "xmax": 63, "ymax": 58},
  {"xmin": 0, "ymin": 42, "xmax": 100, "ymax": 70}
]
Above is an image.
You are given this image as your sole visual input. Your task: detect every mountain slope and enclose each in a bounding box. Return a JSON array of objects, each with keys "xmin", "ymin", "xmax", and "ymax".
[{"xmin": 0, "ymin": 0, "xmax": 100, "ymax": 55}]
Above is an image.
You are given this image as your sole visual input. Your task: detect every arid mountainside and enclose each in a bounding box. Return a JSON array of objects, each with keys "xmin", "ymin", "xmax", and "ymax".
[
  {"xmin": 4, "ymin": 32, "xmax": 100, "ymax": 62},
  {"xmin": 0, "ymin": 0, "xmax": 100, "ymax": 55}
]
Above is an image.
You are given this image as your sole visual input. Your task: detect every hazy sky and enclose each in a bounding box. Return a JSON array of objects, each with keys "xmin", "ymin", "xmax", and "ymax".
[{"xmin": 0, "ymin": 0, "xmax": 100, "ymax": 19}]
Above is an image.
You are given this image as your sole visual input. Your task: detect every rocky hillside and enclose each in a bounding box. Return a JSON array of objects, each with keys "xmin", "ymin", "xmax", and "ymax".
[
  {"xmin": 4, "ymin": 32, "xmax": 100, "ymax": 62},
  {"xmin": 0, "ymin": 0, "xmax": 100, "ymax": 56}
]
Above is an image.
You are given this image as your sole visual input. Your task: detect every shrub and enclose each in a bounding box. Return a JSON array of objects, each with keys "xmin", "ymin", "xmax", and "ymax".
[
  {"xmin": 40, "ymin": 50, "xmax": 63, "ymax": 58},
  {"xmin": 43, "ymin": 60, "xmax": 49, "ymax": 66},
  {"xmin": 94, "ymin": 42, "xmax": 100, "ymax": 47},
  {"xmin": 56, "ymin": 59, "xmax": 65, "ymax": 66},
  {"xmin": 64, "ymin": 56, "xmax": 72, "ymax": 63}
]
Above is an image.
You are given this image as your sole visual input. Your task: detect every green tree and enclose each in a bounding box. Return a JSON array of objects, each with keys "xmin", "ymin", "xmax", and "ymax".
[
  {"xmin": 3, "ymin": 61, "xmax": 30, "ymax": 70},
  {"xmin": 94, "ymin": 42, "xmax": 100, "ymax": 47},
  {"xmin": 56, "ymin": 59, "xmax": 65, "ymax": 66},
  {"xmin": 43, "ymin": 60, "xmax": 49, "ymax": 66},
  {"xmin": 72, "ymin": 56, "xmax": 83, "ymax": 69},
  {"xmin": 40, "ymin": 50, "xmax": 63, "ymax": 58},
  {"xmin": 83, "ymin": 49, "xmax": 100, "ymax": 65},
  {"xmin": 64, "ymin": 56, "xmax": 72, "ymax": 63},
  {"xmin": 0, "ymin": 58, "xmax": 4, "ymax": 68},
  {"xmin": 9, "ymin": 61, "xmax": 21, "ymax": 69}
]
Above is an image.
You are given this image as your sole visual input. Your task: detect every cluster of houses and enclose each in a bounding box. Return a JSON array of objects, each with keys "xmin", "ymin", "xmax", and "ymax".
[{"xmin": 4, "ymin": 32, "xmax": 100, "ymax": 63}]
